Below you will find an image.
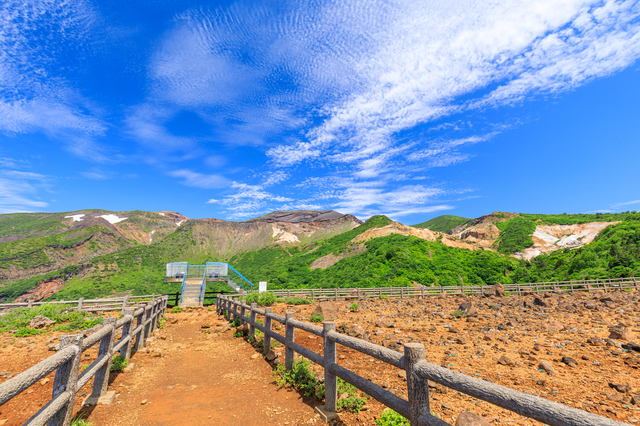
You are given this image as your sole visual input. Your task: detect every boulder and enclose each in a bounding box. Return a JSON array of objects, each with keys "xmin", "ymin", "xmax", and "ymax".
[
  {"xmin": 311, "ymin": 302, "xmax": 338, "ymax": 320},
  {"xmin": 28, "ymin": 315, "xmax": 56, "ymax": 329},
  {"xmin": 483, "ymin": 283, "xmax": 505, "ymax": 298},
  {"xmin": 541, "ymin": 322, "xmax": 565, "ymax": 333},
  {"xmin": 497, "ymin": 355, "xmax": 515, "ymax": 366},
  {"xmin": 375, "ymin": 316, "xmax": 391, "ymax": 328},
  {"xmin": 347, "ymin": 324, "xmax": 365, "ymax": 338},
  {"xmin": 609, "ymin": 328, "xmax": 636, "ymax": 341},
  {"xmin": 458, "ymin": 301, "xmax": 478, "ymax": 317},
  {"xmin": 455, "ymin": 411, "xmax": 491, "ymax": 426},
  {"xmin": 538, "ymin": 361, "xmax": 556, "ymax": 376}
]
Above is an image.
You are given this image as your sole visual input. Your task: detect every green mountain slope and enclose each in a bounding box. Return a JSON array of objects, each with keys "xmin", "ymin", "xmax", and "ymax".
[
  {"xmin": 412, "ymin": 215, "xmax": 471, "ymax": 234},
  {"xmin": 1, "ymin": 210, "xmax": 639, "ymax": 302}
]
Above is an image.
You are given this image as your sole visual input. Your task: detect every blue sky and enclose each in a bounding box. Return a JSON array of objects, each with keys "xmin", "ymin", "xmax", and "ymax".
[{"xmin": 1, "ymin": 0, "xmax": 639, "ymax": 224}]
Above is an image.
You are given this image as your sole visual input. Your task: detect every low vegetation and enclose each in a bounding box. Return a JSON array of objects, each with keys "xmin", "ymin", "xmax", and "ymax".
[
  {"xmin": 375, "ymin": 409, "xmax": 409, "ymax": 425},
  {"xmin": 0, "ymin": 303, "xmax": 101, "ymax": 336},
  {"xmin": 495, "ymin": 217, "xmax": 537, "ymax": 254},
  {"xmin": 411, "ymin": 215, "xmax": 471, "ymax": 234}
]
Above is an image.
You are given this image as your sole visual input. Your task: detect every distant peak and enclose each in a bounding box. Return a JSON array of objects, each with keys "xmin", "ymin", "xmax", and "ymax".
[{"xmin": 247, "ymin": 210, "xmax": 353, "ymax": 223}]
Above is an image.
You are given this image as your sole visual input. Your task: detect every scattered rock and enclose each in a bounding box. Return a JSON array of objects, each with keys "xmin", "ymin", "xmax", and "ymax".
[
  {"xmin": 28, "ymin": 315, "xmax": 56, "ymax": 329},
  {"xmin": 622, "ymin": 342, "xmax": 640, "ymax": 353},
  {"xmin": 498, "ymin": 355, "xmax": 515, "ymax": 366},
  {"xmin": 375, "ymin": 317, "xmax": 391, "ymax": 328},
  {"xmin": 251, "ymin": 353, "xmax": 260, "ymax": 359},
  {"xmin": 483, "ymin": 283, "xmax": 505, "ymax": 298},
  {"xmin": 606, "ymin": 393, "xmax": 624, "ymax": 402},
  {"xmin": 455, "ymin": 411, "xmax": 491, "ymax": 426},
  {"xmin": 609, "ymin": 328, "xmax": 636, "ymax": 341},
  {"xmin": 538, "ymin": 361, "xmax": 556, "ymax": 376},
  {"xmin": 141, "ymin": 399, "xmax": 148, "ymax": 405},
  {"xmin": 561, "ymin": 356, "xmax": 578, "ymax": 367},
  {"xmin": 397, "ymin": 370, "xmax": 407, "ymax": 380},
  {"xmin": 542, "ymin": 322, "xmax": 565, "ymax": 333},
  {"xmin": 311, "ymin": 302, "xmax": 338, "ymax": 320},
  {"xmin": 533, "ymin": 297, "xmax": 547, "ymax": 307},
  {"xmin": 40, "ymin": 378, "xmax": 50, "ymax": 386},
  {"xmin": 458, "ymin": 301, "xmax": 478, "ymax": 317},
  {"xmin": 0, "ymin": 372, "xmax": 13, "ymax": 379},
  {"xmin": 265, "ymin": 350, "xmax": 278, "ymax": 362},
  {"xmin": 609, "ymin": 383, "xmax": 632, "ymax": 393}
]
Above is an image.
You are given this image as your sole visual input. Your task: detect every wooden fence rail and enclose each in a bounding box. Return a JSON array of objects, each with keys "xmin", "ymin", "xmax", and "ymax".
[
  {"xmin": 227, "ymin": 276, "xmax": 639, "ymax": 301},
  {"xmin": 0, "ymin": 295, "xmax": 168, "ymax": 426},
  {"xmin": 217, "ymin": 295, "xmax": 630, "ymax": 426}
]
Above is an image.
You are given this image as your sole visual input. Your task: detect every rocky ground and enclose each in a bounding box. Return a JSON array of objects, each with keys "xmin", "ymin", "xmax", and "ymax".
[
  {"xmin": 263, "ymin": 287, "xmax": 640, "ymax": 425},
  {"xmin": 1, "ymin": 288, "xmax": 639, "ymax": 425}
]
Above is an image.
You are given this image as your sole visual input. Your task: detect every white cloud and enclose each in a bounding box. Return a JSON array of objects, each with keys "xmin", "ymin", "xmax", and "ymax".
[
  {"xmin": 169, "ymin": 169, "xmax": 230, "ymax": 189},
  {"xmin": 612, "ymin": 199, "xmax": 640, "ymax": 208},
  {"xmin": 0, "ymin": 177, "xmax": 49, "ymax": 213},
  {"xmin": 0, "ymin": 0, "xmax": 107, "ymax": 158},
  {"xmin": 142, "ymin": 0, "xmax": 640, "ymax": 219},
  {"xmin": 80, "ymin": 171, "xmax": 108, "ymax": 180}
]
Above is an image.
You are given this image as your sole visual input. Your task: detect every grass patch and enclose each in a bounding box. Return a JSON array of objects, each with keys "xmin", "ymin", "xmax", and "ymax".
[
  {"xmin": 280, "ymin": 297, "xmax": 312, "ymax": 305},
  {"xmin": 309, "ymin": 313, "xmax": 324, "ymax": 323},
  {"xmin": 375, "ymin": 408, "xmax": 409, "ymax": 425},
  {"xmin": 0, "ymin": 303, "xmax": 101, "ymax": 336},
  {"xmin": 273, "ymin": 357, "xmax": 367, "ymax": 413},
  {"xmin": 245, "ymin": 292, "xmax": 277, "ymax": 306},
  {"xmin": 348, "ymin": 303, "xmax": 359, "ymax": 311},
  {"xmin": 110, "ymin": 355, "xmax": 128, "ymax": 372}
]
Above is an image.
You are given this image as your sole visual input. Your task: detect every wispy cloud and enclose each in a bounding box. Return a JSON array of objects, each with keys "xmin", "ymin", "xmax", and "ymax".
[
  {"xmin": 169, "ymin": 169, "xmax": 230, "ymax": 189},
  {"xmin": 144, "ymin": 0, "xmax": 640, "ymax": 217},
  {"xmin": 0, "ymin": 0, "xmax": 108, "ymax": 160},
  {"xmin": 612, "ymin": 199, "xmax": 640, "ymax": 208},
  {"xmin": 0, "ymin": 177, "xmax": 49, "ymax": 213}
]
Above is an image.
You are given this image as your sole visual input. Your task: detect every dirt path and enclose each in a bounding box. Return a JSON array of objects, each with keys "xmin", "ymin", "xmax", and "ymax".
[{"xmin": 86, "ymin": 310, "xmax": 321, "ymax": 426}]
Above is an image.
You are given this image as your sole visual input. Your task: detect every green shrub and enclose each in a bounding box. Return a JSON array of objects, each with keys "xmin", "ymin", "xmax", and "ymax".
[
  {"xmin": 70, "ymin": 413, "xmax": 93, "ymax": 426},
  {"xmin": 336, "ymin": 380, "xmax": 367, "ymax": 413},
  {"xmin": 273, "ymin": 357, "xmax": 324, "ymax": 399},
  {"xmin": 281, "ymin": 297, "xmax": 312, "ymax": 305},
  {"xmin": 452, "ymin": 310, "xmax": 466, "ymax": 318},
  {"xmin": 309, "ymin": 313, "xmax": 324, "ymax": 323},
  {"xmin": 379, "ymin": 295, "xmax": 390, "ymax": 300},
  {"xmin": 245, "ymin": 292, "xmax": 277, "ymax": 306},
  {"xmin": 348, "ymin": 303, "xmax": 359, "ymax": 310},
  {"xmin": 110, "ymin": 355, "xmax": 128, "ymax": 372},
  {"xmin": 375, "ymin": 408, "xmax": 409, "ymax": 425},
  {"xmin": 231, "ymin": 317, "xmax": 241, "ymax": 327},
  {"xmin": 170, "ymin": 306, "xmax": 182, "ymax": 314},
  {"xmin": 15, "ymin": 327, "xmax": 46, "ymax": 337},
  {"xmin": 0, "ymin": 303, "xmax": 101, "ymax": 336}
]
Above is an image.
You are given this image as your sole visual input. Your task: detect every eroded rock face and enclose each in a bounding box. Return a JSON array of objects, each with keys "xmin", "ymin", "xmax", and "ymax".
[{"xmin": 311, "ymin": 302, "xmax": 338, "ymax": 320}]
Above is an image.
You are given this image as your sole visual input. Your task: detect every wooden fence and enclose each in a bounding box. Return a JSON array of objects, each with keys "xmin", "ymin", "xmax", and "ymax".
[
  {"xmin": 229, "ymin": 276, "xmax": 640, "ymax": 301},
  {"xmin": 0, "ymin": 296, "xmax": 168, "ymax": 426},
  {"xmin": 217, "ymin": 295, "xmax": 629, "ymax": 426},
  {"xmin": 0, "ymin": 294, "xmax": 162, "ymax": 313}
]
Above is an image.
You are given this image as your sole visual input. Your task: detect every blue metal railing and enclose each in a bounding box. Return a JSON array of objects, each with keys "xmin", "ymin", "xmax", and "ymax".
[
  {"xmin": 169, "ymin": 261, "xmax": 254, "ymax": 301},
  {"xmin": 227, "ymin": 264, "xmax": 254, "ymax": 290}
]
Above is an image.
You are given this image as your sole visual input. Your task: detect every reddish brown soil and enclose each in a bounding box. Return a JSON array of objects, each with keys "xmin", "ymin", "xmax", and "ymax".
[{"xmin": 2, "ymin": 290, "xmax": 640, "ymax": 425}]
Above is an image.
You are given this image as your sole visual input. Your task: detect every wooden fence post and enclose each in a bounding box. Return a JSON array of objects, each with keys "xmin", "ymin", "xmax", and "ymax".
[
  {"xmin": 311, "ymin": 289, "xmax": 315, "ymax": 301},
  {"xmin": 421, "ymin": 287, "xmax": 424, "ymax": 299},
  {"xmin": 240, "ymin": 304, "xmax": 246, "ymax": 323},
  {"xmin": 323, "ymin": 321, "xmax": 337, "ymax": 413},
  {"xmin": 77, "ymin": 298, "xmax": 84, "ymax": 311},
  {"xmin": 285, "ymin": 312, "xmax": 295, "ymax": 370},
  {"xmin": 401, "ymin": 287, "xmax": 404, "ymax": 299},
  {"xmin": 404, "ymin": 343, "xmax": 430, "ymax": 426},
  {"xmin": 87, "ymin": 317, "xmax": 116, "ymax": 404},
  {"xmin": 249, "ymin": 303, "xmax": 257, "ymax": 340},
  {"xmin": 356, "ymin": 288, "xmax": 360, "ymax": 300},
  {"xmin": 121, "ymin": 296, "xmax": 129, "ymax": 314},
  {"xmin": 143, "ymin": 305, "xmax": 152, "ymax": 343},
  {"xmin": 46, "ymin": 334, "xmax": 83, "ymax": 426},
  {"xmin": 121, "ymin": 308, "xmax": 135, "ymax": 362},
  {"xmin": 335, "ymin": 288, "xmax": 338, "ymax": 301},
  {"xmin": 134, "ymin": 305, "xmax": 145, "ymax": 351},
  {"xmin": 226, "ymin": 299, "xmax": 232, "ymax": 321},
  {"xmin": 28, "ymin": 299, "xmax": 33, "ymax": 308},
  {"xmin": 634, "ymin": 277, "xmax": 639, "ymax": 291},
  {"xmin": 263, "ymin": 308, "xmax": 272, "ymax": 355},
  {"xmin": 149, "ymin": 300, "xmax": 157, "ymax": 332}
]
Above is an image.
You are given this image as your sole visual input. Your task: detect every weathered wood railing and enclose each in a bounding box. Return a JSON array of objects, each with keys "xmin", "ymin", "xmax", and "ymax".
[
  {"xmin": 228, "ymin": 276, "xmax": 639, "ymax": 301},
  {"xmin": 0, "ymin": 295, "xmax": 168, "ymax": 426},
  {"xmin": 0, "ymin": 294, "xmax": 161, "ymax": 313},
  {"xmin": 217, "ymin": 295, "xmax": 630, "ymax": 426}
]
